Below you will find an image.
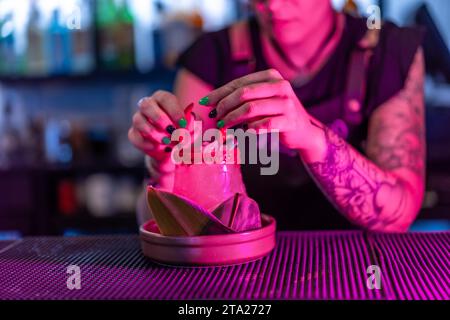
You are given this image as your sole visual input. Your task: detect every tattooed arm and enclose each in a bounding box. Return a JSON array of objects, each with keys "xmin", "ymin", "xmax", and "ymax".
[{"xmin": 301, "ymin": 48, "xmax": 426, "ymax": 233}]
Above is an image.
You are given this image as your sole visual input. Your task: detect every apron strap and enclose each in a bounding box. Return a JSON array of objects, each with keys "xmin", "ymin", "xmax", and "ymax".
[
  {"xmin": 229, "ymin": 21, "xmax": 256, "ymax": 78},
  {"xmin": 342, "ymin": 27, "xmax": 381, "ymax": 126}
]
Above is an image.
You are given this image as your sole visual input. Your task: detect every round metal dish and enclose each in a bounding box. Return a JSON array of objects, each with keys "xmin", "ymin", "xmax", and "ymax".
[{"xmin": 139, "ymin": 214, "xmax": 276, "ymax": 266}]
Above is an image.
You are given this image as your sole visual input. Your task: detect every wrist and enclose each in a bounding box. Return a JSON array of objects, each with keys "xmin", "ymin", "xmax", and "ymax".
[
  {"xmin": 145, "ymin": 155, "xmax": 175, "ymax": 190},
  {"xmin": 298, "ymin": 120, "xmax": 328, "ymax": 163}
]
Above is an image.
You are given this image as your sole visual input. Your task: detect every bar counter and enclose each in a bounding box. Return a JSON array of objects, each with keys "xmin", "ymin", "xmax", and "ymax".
[{"xmin": 0, "ymin": 231, "xmax": 448, "ymax": 300}]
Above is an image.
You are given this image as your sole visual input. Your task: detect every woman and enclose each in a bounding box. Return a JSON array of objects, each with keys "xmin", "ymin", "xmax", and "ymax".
[{"xmin": 129, "ymin": 0, "xmax": 426, "ymax": 232}]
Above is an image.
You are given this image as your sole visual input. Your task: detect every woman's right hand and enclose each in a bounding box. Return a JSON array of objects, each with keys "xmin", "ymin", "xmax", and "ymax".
[{"xmin": 128, "ymin": 90, "xmax": 187, "ymax": 186}]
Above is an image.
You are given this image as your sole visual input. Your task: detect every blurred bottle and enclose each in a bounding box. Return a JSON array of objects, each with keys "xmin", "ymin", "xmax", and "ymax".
[
  {"xmin": 129, "ymin": 0, "xmax": 156, "ymax": 73},
  {"xmin": 116, "ymin": 0, "xmax": 135, "ymax": 70},
  {"xmin": 26, "ymin": 115, "xmax": 45, "ymax": 164},
  {"xmin": 0, "ymin": 101, "xmax": 22, "ymax": 168},
  {"xmin": 84, "ymin": 173, "xmax": 115, "ymax": 217},
  {"xmin": 26, "ymin": 0, "xmax": 47, "ymax": 76},
  {"xmin": 160, "ymin": 11, "xmax": 203, "ymax": 68},
  {"xmin": 97, "ymin": 0, "xmax": 135, "ymax": 71},
  {"xmin": 71, "ymin": 0, "xmax": 95, "ymax": 74},
  {"xmin": 343, "ymin": 0, "xmax": 359, "ymax": 16},
  {"xmin": 0, "ymin": 13, "xmax": 16, "ymax": 75},
  {"xmin": 47, "ymin": 8, "xmax": 72, "ymax": 75},
  {"xmin": 97, "ymin": 0, "xmax": 119, "ymax": 69},
  {"xmin": 58, "ymin": 179, "xmax": 78, "ymax": 216},
  {"xmin": 44, "ymin": 119, "xmax": 73, "ymax": 164}
]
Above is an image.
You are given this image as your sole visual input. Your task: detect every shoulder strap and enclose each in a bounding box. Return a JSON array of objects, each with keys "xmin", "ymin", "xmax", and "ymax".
[
  {"xmin": 342, "ymin": 27, "xmax": 381, "ymax": 126},
  {"xmin": 229, "ymin": 20, "xmax": 256, "ymax": 76}
]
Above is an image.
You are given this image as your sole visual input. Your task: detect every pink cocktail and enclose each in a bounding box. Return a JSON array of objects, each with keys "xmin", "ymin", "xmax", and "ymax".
[{"xmin": 172, "ymin": 142, "xmax": 246, "ymax": 211}]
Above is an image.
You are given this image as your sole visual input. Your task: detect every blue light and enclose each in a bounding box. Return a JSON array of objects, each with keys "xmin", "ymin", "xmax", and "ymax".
[{"xmin": 410, "ymin": 220, "xmax": 450, "ymax": 232}]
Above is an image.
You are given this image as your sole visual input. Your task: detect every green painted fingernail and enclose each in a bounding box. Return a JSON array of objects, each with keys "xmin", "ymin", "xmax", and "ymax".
[
  {"xmin": 199, "ymin": 96, "xmax": 209, "ymax": 106},
  {"xmin": 162, "ymin": 137, "xmax": 171, "ymax": 145},
  {"xmin": 217, "ymin": 120, "xmax": 225, "ymax": 129},
  {"xmin": 178, "ymin": 117, "xmax": 187, "ymax": 128}
]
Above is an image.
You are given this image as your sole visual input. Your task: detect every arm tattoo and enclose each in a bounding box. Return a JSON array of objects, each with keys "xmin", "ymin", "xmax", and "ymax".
[
  {"xmin": 304, "ymin": 49, "xmax": 425, "ymax": 231},
  {"xmin": 367, "ymin": 48, "xmax": 426, "ymax": 179},
  {"xmin": 307, "ymin": 127, "xmax": 409, "ymax": 230}
]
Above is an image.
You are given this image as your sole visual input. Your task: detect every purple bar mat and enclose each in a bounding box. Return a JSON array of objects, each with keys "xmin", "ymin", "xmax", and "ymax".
[{"xmin": 0, "ymin": 232, "xmax": 448, "ymax": 300}]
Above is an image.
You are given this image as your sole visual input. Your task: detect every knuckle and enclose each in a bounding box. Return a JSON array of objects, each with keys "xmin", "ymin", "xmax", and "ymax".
[
  {"xmin": 279, "ymin": 80, "xmax": 291, "ymax": 93},
  {"xmin": 127, "ymin": 128, "xmax": 134, "ymax": 140},
  {"xmin": 216, "ymin": 100, "xmax": 225, "ymax": 113},
  {"xmin": 285, "ymin": 98, "xmax": 295, "ymax": 110},
  {"xmin": 147, "ymin": 107, "xmax": 160, "ymax": 122},
  {"xmin": 267, "ymin": 68, "xmax": 281, "ymax": 79},
  {"xmin": 138, "ymin": 98, "xmax": 152, "ymax": 112},
  {"xmin": 264, "ymin": 118, "xmax": 273, "ymax": 130},
  {"xmin": 153, "ymin": 90, "xmax": 167, "ymax": 99},
  {"xmin": 132, "ymin": 113, "xmax": 140, "ymax": 126},
  {"xmin": 232, "ymin": 78, "xmax": 244, "ymax": 90},
  {"xmin": 144, "ymin": 126, "xmax": 154, "ymax": 137},
  {"xmin": 238, "ymin": 87, "xmax": 249, "ymax": 101},
  {"xmin": 244, "ymin": 102, "xmax": 255, "ymax": 115}
]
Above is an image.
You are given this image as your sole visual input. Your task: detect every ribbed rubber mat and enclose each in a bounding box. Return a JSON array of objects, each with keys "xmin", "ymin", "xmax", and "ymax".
[
  {"xmin": 0, "ymin": 241, "xmax": 17, "ymax": 253},
  {"xmin": 0, "ymin": 232, "xmax": 447, "ymax": 300},
  {"xmin": 369, "ymin": 233, "xmax": 449, "ymax": 300}
]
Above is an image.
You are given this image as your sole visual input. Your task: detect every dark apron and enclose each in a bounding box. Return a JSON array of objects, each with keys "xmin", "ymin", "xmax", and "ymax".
[{"xmin": 228, "ymin": 21, "xmax": 374, "ymax": 230}]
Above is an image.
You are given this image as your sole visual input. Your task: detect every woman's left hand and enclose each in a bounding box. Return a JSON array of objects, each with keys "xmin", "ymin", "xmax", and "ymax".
[{"xmin": 199, "ymin": 69, "xmax": 315, "ymax": 151}]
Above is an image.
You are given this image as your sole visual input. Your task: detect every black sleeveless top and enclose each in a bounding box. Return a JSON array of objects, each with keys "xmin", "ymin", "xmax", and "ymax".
[{"xmin": 178, "ymin": 14, "xmax": 424, "ymax": 230}]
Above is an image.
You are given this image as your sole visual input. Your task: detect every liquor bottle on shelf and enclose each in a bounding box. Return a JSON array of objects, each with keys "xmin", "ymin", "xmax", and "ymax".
[
  {"xmin": 116, "ymin": 0, "xmax": 135, "ymax": 70},
  {"xmin": 71, "ymin": 0, "xmax": 95, "ymax": 75},
  {"xmin": 26, "ymin": 0, "xmax": 47, "ymax": 76},
  {"xmin": 343, "ymin": 0, "xmax": 359, "ymax": 16},
  {"xmin": 0, "ymin": 102, "xmax": 22, "ymax": 168},
  {"xmin": 44, "ymin": 119, "xmax": 73, "ymax": 164},
  {"xmin": 128, "ymin": 0, "xmax": 156, "ymax": 73},
  {"xmin": 97, "ymin": 0, "xmax": 120, "ymax": 70},
  {"xmin": 0, "ymin": 13, "xmax": 16, "ymax": 75},
  {"xmin": 160, "ymin": 11, "xmax": 203, "ymax": 68},
  {"xmin": 47, "ymin": 8, "xmax": 72, "ymax": 75}
]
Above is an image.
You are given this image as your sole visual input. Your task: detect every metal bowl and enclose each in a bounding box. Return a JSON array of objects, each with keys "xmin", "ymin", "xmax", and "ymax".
[{"xmin": 139, "ymin": 214, "xmax": 276, "ymax": 266}]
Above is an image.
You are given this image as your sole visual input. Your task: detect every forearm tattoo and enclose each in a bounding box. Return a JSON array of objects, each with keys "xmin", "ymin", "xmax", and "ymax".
[
  {"xmin": 306, "ymin": 126, "xmax": 409, "ymax": 230},
  {"xmin": 305, "ymin": 49, "xmax": 425, "ymax": 231}
]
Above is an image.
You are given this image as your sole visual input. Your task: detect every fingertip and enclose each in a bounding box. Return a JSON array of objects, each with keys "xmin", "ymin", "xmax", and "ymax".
[
  {"xmin": 166, "ymin": 125, "xmax": 176, "ymax": 134},
  {"xmin": 208, "ymin": 109, "xmax": 217, "ymax": 119},
  {"xmin": 198, "ymin": 96, "xmax": 210, "ymax": 106},
  {"xmin": 137, "ymin": 97, "xmax": 149, "ymax": 108},
  {"xmin": 178, "ymin": 117, "xmax": 187, "ymax": 128}
]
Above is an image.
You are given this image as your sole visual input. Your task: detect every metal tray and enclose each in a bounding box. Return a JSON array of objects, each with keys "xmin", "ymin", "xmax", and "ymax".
[{"xmin": 140, "ymin": 214, "xmax": 276, "ymax": 266}]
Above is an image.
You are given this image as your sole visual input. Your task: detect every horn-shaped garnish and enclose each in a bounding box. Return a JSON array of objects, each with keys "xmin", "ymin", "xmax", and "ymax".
[{"xmin": 147, "ymin": 186, "xmax": 233, "ymax": 236}]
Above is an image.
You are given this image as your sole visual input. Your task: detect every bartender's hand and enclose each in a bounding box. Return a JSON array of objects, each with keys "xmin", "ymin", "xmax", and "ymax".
[
  {"xmin": 198, "ymin": 69, "xmax": 319, "ymax": 151},
  {"xmin": 128, "ymin": 90, "xmax": 188, "ymax": 185}
]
